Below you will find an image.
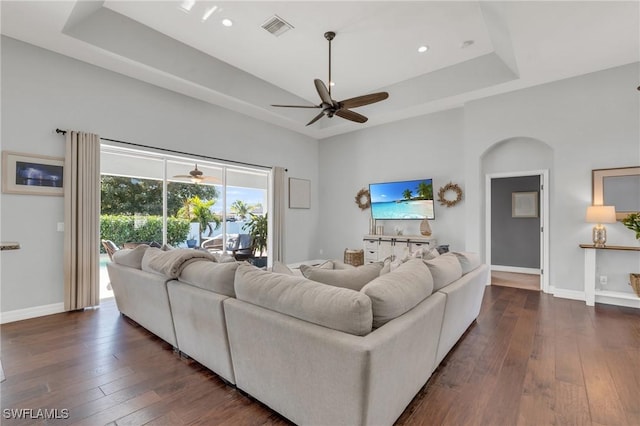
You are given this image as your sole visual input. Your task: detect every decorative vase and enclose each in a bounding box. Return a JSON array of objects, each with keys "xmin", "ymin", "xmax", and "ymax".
[{"xmin": 420, "ymin": 218, "xmax": 432, "ymax": 236}]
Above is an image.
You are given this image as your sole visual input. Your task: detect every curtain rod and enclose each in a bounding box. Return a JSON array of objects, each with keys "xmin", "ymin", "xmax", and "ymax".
[{"xmin": 55, "ymin": 128, "xmax": 285, "ymax": 171}]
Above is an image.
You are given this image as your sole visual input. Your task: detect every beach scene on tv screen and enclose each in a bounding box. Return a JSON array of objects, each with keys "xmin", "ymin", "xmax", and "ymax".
[{"xmin": 370, "ymin": 179, "xmax": 435, "ymax": 219}]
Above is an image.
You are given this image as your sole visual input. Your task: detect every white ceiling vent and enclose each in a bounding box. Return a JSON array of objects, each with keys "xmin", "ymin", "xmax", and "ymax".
[{"xmin": 261, "ymin": 15, "xmax": 294, "ymax": 37}]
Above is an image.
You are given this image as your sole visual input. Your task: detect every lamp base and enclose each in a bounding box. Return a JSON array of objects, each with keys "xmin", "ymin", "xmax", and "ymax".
[{"xmin": 592, "ymin": 225, "xmax": 607, "ymax": 248}]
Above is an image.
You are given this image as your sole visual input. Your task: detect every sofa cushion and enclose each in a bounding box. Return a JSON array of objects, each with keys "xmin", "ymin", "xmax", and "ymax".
[
  {"xmin": 452, "ymin": 252, "xmax": 481, "ymax": 274},
  {"xmin": 112, "ymin": 245, "xmax": 148, "ymax": 269},
  {"xmin": 141, "ymin": 247, "xmax": 215, "ymax": 278},
  {"xmin": 423, "ymin": 253, "xmax": 463, "ymax": 291},
  {"xmin": 179, "ymin": 261, "xmax": 238, "ymax": 297},
  {"xmin": 300, "ymin": 262, "xmax": 383, "ymax": 291},
  {"xmin": 361, "ymin": 259, "xmax": 434, "ymax": 328},
  {"xmin": 235, "ymin": 264, "xmax": 373, "ymax": 336},
  {"xmin": 271, "ymin": 261, "xmax": 294, "ymax": 275}
]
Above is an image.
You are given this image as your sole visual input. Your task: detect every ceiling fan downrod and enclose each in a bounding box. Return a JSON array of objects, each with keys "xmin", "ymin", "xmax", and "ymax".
[{"xmin": 325, "ymin": 31, "xmax": 335, "ymax": 97}]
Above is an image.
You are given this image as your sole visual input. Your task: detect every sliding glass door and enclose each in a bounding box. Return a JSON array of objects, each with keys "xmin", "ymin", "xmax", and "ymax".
[{"xmin": 99, "ymin": 145, "xmax": 270, "ymax": 297}]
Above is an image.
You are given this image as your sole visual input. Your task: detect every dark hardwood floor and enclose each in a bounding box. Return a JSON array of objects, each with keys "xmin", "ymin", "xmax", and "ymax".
[{"xmin": 1, "ymin": 287, "xmax": 639, "ymax": 425}]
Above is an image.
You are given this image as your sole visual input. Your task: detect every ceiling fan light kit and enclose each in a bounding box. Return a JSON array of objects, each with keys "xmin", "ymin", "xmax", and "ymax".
[
  {"xmin": 173, "ymin": 164, "xmax": 220, "ymax": 184},
  {"xmin": 271, "ymin": 31, "xmax": 389, "ymax": 126}
]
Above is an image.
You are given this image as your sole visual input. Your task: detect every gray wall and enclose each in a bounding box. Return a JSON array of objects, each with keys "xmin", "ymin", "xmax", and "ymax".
[
  {"xmin": 491, "ymin": 176, "xmax": 540, "ymax": 268},
  {"xmin": 0, "ymin": 36, "xmax": 319, "ymax": 313},
  {"xmin": 321, "ymin": 61, "xmax": 639, "ymax": 295}
]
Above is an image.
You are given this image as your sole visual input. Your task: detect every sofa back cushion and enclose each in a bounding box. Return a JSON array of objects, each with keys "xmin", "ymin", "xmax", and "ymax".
[
  {"xmin": 112, "ymin": 245, "xmax": 149, "ymax": 269},
  {"xmin": 235, "ymin": 264, "xmax": 373, "ymax": 336},
  {"xmin": 299, "ymin": 262, "xmax": 383, "ymax": 291},
  {"xmin": 361, "ymin": 259, "xmax": 434, "ymax": 328},
  {"xmin": 423, "ymin": 253, "xmax": 463, "ymax": 291},
  {"xmin": 451, "ymin": 251, "xmax": 481, "ymax": 274},
  {"xmin": 179, "ymin": 261, "xmax": 239, "ymax": 297}
]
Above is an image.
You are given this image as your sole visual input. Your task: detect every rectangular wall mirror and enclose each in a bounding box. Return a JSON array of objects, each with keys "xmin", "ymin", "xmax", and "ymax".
[{"xmin": 592, "ymin": 166, "xmax": 640, "ymax": 220}]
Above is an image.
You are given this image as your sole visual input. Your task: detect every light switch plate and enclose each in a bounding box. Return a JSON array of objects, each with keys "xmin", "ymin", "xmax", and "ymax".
[{"xmin": 57, "ymin": 222, "xmax": 64, "ymax": 232}]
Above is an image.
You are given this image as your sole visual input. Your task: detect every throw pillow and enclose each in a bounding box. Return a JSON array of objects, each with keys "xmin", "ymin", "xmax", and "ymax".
[
  {"xmin": 436, "ymin": 244, "xmax": 450, "ymax": 254},
  {"xmin": 423, "ymin": 253, "xmax": 462, "ymax": 291},
  {"xmin": 451, "ymin": 252, "xmax": 481, "ymax": 274},
  {"xmin": 234, "ymin": 263, "xmax": 373, "ymax": 336},
  {"xmin": 300, "ymin": 262, "xmax": 383, "ymax": 291},
  {"xmin": 179, "ymin": 261, "xmax": 238, "ymax": 297},
  {"xmin": 271, "ymin": 261, "xmax": 294, "ymax": 275},
  {"xmin": 361, "ymin": 259, "xmax": 435, "ymax": 328},
  {"xmin": 112, "ymin": 245, "xmax": 149, "ymax": 269},
  {"xmin": 332, "ymin": 260, "xmax": 357, "ymax": 270}
]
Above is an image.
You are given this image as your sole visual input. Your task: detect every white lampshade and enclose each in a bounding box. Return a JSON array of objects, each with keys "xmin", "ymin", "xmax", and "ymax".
[{"xmin": 585, "ymin": 205, "xmax": 616, "ymax": 224}]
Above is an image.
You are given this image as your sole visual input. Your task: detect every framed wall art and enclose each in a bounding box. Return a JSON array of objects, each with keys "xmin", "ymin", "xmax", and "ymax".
[
  {"xmin": 512, "ymin": 191, "xmax": 538, "ymax": 218},
  {"xmin": 2, "ymin": 151, "xmax": 64, "ymax": 196},
  {"xmin": 289, "ymin": 177, "xmax": 310, "ymax": 209}
]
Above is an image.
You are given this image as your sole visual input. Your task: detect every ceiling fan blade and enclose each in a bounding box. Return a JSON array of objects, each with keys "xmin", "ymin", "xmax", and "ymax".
[
  {"xmin": 306, "ymin": 111, "xmax": 326, "ymax": 126},
  {"xmin": 172, "ymin": 175, "xmax": 193, "ymax": 179},
  {"xmin": 314, "ymin": 79, "xmax": 333, "ymax": 105},
  {"xmin": 335, "ymin": 109, "xmax": 368, "ymax": 124},
  {"xmin": 339, "ymin": 92, "xmax": 389, "ymax": 109},
  {"xmin": 271, "ymin": 104, "xmax": 321, "ymax": 109},
  {"xmin": 201, "ymin": 176, "xmax": 222, "ymax": 183}
]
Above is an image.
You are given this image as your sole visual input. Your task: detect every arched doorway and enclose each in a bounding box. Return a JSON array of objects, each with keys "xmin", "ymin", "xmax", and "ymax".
[{"xmin": 481, "ymin": 137, "xmax": 553, "ymax": 293}]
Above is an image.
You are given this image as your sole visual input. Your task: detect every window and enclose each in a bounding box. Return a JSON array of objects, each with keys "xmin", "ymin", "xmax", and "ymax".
[{"xmin": 99, "ymin": 145, "xmax": 270, "ymax": 297}]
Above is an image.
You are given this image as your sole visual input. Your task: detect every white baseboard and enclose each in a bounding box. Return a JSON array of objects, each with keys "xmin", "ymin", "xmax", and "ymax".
[
  {"xmin": 491, "ymin": 265, "xmax": 540, "ymax": 275},
  {"xmin": 0, "ymin": 303, "xmax": 65, "ymax": 324},
  {"xmin": 551, "ymin": 287, "xmax": 586, "ymax": 302}
]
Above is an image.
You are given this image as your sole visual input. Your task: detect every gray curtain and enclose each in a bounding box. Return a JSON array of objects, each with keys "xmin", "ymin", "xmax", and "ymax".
[
  {"xmin": 270, "ymin": 166, "xmax": 286, "ymax": 263},
  {"xmin": 63, "ymin": 131, "xmax": 101, "ymax": 310}
]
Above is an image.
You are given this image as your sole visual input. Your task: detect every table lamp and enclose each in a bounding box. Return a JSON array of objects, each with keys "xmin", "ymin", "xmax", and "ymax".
[{"xmin": 585, "ymin": 205, "xmax": 616, "ymax": 247}]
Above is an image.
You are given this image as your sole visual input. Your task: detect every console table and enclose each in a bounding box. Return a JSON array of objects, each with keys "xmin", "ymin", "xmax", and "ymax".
[
  {"xmin": 580, "ymin": 244, "xmax": 640, "ymax": 308},
  {"xmin": 363, "ymin": 235, "xmax": 437, "ymax": 263}
]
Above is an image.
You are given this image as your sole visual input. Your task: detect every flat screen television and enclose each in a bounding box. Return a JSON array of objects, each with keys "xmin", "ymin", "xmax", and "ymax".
[{"xmin": 369, "ymin": 178, "xmax": 435, "ymax": 220}]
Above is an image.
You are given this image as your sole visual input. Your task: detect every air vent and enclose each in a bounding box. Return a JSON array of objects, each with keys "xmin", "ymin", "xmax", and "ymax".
[{"xmin": 261, "ymin": 15, "xmax": 294, "ymax": 37}]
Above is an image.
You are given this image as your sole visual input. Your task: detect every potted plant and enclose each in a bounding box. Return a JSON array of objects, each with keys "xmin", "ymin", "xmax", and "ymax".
[
  {"xmin": 243, "ymin": 213, "xmax": 268, "ymax": 267},
  {"xmin": 622, "ymin": 212, "xmax": 640, "ymax": 240},
  {"xmin": 186, "ymin": 234, "xmax": 197, "ymax": 248}
]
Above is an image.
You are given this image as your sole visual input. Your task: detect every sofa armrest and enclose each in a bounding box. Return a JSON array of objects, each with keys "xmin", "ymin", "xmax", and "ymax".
[
  {"xmin": 106, "ymin": 263, "xmax": 177, "ymax": 347},
  {"xmin": 435, "ymin": 264, "xmax": 489, "ymax": 364},
  {"xmin": 224, "ymin": 291, "xmax": 446, "ymax": 426}
]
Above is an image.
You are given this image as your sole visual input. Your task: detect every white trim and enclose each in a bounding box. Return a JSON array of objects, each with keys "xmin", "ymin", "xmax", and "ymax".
[
  {"xmin": 491, "ymin": 265, "xmax": 540, "ymax": 275},
  {"xmin": 485, "ymin": 169, "xmax": 550, "ymax": 294},
  {"xmin": 595, "ymin": 290, "xmax": 640, "ymax": 309},
  {"xmin": 551, "ymin": 287, "xmax": 585, "ymax": 302},
  {"xmin": 0, "ymin": 303, "xmax": 65, "ymax": 324}
]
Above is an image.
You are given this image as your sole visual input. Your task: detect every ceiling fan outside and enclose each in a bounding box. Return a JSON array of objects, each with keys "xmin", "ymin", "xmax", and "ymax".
[
  {"xmin": 172, "ymin": 164, "xmax": 221, "ymax": 184},
  {"xmin": 271, "ymin": 31, "xmax": 389, "ymax": 126}
]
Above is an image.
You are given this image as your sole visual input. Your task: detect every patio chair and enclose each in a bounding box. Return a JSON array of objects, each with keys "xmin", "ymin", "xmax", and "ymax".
[
  {"xmin": 232, "ymin": 234, "xmax": 254, "ymax": 260},
  {"xmin": 101, "ymin": 239, "xmax": 120, "ymax": 261}
]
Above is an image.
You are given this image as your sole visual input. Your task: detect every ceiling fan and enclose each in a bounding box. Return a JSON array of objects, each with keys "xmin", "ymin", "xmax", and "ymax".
[
  {"xmin": 271, "ymin": 31, "xmax": 389, "ymax": 126},
  {"xmin": 172, "ymin": 164, "xmax": 220, "ymax": 184}
]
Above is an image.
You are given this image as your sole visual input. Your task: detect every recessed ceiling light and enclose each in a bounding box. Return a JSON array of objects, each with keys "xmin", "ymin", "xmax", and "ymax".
[
  {"xmin": 222, "ymin": 18, "xmax": 233, "ymax": 27},
  {"xmin": 460, "ymin": 40, "xmax": 475, "ymax": 49},
  {"xmin": 418, "ymin": 45, "xmax": 429, "ymax": 53},
  {"xmin": 179, "ymin": 0, "xmax": 195, "ymax": 13},
  {"xmin": 202, "ymin": 5, "xmax": 218, "ymax": 22}
]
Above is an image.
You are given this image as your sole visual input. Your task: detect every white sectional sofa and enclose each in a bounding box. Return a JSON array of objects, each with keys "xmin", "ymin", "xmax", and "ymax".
[{"xmin": 107, "ymin": 246, "xmax": 488, "ymax": 426}]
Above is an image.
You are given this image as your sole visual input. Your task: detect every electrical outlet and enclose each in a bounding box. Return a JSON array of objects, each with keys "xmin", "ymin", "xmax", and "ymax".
[{"xmin": 600, "ymin": 275, "xmax": 608, "ymax": 286}]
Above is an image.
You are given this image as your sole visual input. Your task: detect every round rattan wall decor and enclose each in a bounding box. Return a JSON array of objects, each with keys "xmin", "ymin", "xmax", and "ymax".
[
  {"xmin": 355, "ymin": 188, "xmax": 371, "ymax": 210},
  {"xmin": 438, "ymin": 182, "xmax": 463, "ymax": 208}
]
